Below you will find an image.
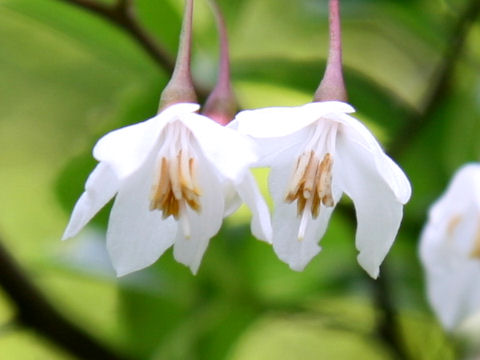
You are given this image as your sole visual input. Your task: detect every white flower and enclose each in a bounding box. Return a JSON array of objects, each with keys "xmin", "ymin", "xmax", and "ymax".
[
  {"xmin": 63, "ymin": 103, "xmax": 272, "ymax": 276},
  {"xmin": 420, "ymin": 163, "xmax": 480, "ymax": 330},
  {"xmin": 232, "ymin": 101, "xmax": 411, "ymax": 278}
]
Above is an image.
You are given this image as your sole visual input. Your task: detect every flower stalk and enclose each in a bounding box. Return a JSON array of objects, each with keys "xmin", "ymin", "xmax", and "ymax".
[
  {"xmin": 314, "ymin": 0, "xmax": 347, "ymax": 102},
  {"xmin": 202, "ymin": 0, "xmax": 237, "ymax": 125},
  {"xmin": 159, "ymin": 0, "xmax": 197, "ymax": 110}
]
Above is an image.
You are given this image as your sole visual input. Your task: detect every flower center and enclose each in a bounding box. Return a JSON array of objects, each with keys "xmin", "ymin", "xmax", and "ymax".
[
  {"xmin": 284, "ymin": 121, "xmax": 338, "ymax": 240},
  {"xmin": 285, "ymin": 151, "xmax": 334, "ymax": 218},
  {"xmin": 149, "ymin": 123, "xmax": 202, "ymax": 236}
]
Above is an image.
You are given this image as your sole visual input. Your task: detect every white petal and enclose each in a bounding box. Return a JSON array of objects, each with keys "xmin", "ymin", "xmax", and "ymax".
[
  {"xmin": 269, "ymin": 163, "xmax": 337, "ymax": 270},
  {"xmin": 272, "ymin": 200, "xmax": 335, "ymax": 271},
  {"xmin": 181, "ymin": 113, "xmax": 257, "ymax": 181},
  {"xmin": 62, "ymin": 163, "xmax": 119, "ymax": 239},
  {"xmin": 93, "ymin": 103, "xmax": 200, "ymax": 179},
  {"xmin": 222, "ymin": 181, "xmax": 243, "ymax": 217},
  {"xmin": 248, "ymin": 128, "xmax": 311, "ymax": 168},
  {"xmin": 429, "ymin": 164, "xmax": 480, "ymax": 224},
  {"xmin": 425, "ymin": 261, "xmax": 480, "ymax": 330},
  {"xmin": 106, "ymin": 150, "xmax": 177, "ymax": 277},
  {"xmin": 421, "ymin": 212, "xmax": 480, "ymax": 330},
  {"xmin": 336, "ymin": 135, "xmax": 405, "ymax": 279},
  {"xmin": 419, "ymin": 166, "xmax": 480, "ymax": 329},
  {"xmin": 173, "ymin": 145, "xmax": 225, "ymax": 274},
  {"xmin": 335, "ymin": 112, "xmax": 411, "ymax": 203},
  {"xmin": 232, "ymin": 101, "xmax": 354, "ymax": 138},
  {"xmin": 236, "ymin": 172, "xmax": 272, "ymax": 243}
]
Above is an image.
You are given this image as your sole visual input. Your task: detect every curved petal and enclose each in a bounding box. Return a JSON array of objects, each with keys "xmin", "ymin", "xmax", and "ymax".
[
  {"xmin": 272, "ymin": 200, "xmax": 335, "ymax": 271},
  {"xmin": 173, "ymin": 143, "xmax": 225, "ymax": 274},
  {"xmin": 222, "ymin": 181, "xmax": 243, "ymax": 217},
  {"xmin": 232, "ymin": 101, "xmax": 354, "ymax": 139},
  {"xmin": 106, "ymin": 150, "xmax": 177, "ymax": 277},
  {"xmin": 181, "ymin": 113, "xmax": 257, "ymax": 181},
  {"xmin": 269, "ymin": 163, "xmax": 337, "ymax": 270},
  {"xmin": 429, "ymin": 164, "xmax": 480, "ymax": 224},
  {"xmin": 335, "ymin": 112, "xmax": 411, "ymax": 204},
  {"xmin": 233, "ymin": 106, "xmax": 314, "ymax": 138},
  {"xmin": 336, "ymin": 135, "xmax": 405, "ymax": 279},
  {"xmin": 236, "ymin": 172, "xmax": 272, "ymax": 243},
  {"xmin": 422, "ymin": 215, "xmax": 480, "ymax": 330},
  {"xmin": 302, "ymin": 101, "xmax": 355, "ymax": 116},
  {"xmin": 249, "ymin": 127, "xmax": 311, "ymax": 168},
  {"xmin": 420, "ymin": 168, "xmax": 480, "ymax": 329},
  {"xmin": 425, "ymin": 260, "xmax": 480, "ymax": 330},
  {"xmin": 63, "ymin": 162, "xmax": 119, "ymax": 239},
  {"xmin": 94, "ymin": 103, "xmax": 200, "ymax": 179}
]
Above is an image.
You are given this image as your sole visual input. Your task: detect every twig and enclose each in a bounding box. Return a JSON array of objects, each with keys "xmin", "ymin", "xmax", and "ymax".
[
  {"xmin": 58, "ymin": 0, "xmax": 175, "ymax": 73},
  {"xmin": 57, "ymin": 0, "xmax": 211, "ymax": 100},
  {"xmin": 388, "ymin": 0, "xmax": 480, "ymax": 158},
  {"xmin": 0, "ymin": 237, "xmax": 135, "ymax": 360},
  {"xmin": 366, "ymin": 1, "xmax": 480, "ymax": 359},
  {"xmin": 370, "ymin": 268, "xmax": 411, "ymax": 360}
]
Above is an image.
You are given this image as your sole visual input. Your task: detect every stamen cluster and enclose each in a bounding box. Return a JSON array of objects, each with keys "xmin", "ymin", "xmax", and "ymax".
[
  {"xmin": 150, "ymin": 123, "xmax": 202, "ymax": 220},
  {"xmin": 150, "ymin": 150, "xmax": 201, "ymax": 219},
  {"xmin": 285, "ymin": 151, "xmax": 334, "ymax": 218}
]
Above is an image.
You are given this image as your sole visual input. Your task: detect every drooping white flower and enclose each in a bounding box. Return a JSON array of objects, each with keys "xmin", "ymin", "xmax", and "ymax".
[
  {"xmin": 232, "ymin": 101, "xmax": 411, "ymax": 278},
  {"xmin": 420, "ymin": 163, "xmax": 480, "ymax": 330},
  {"xmin": 63, "ymin": 103, "xmax": 272, "ymax": 276}
]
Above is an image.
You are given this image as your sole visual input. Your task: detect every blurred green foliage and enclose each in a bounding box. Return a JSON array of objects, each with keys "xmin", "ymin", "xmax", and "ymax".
[{"xmin": 0, "ymin": 0, "xmax": 479, "ymax": 358}]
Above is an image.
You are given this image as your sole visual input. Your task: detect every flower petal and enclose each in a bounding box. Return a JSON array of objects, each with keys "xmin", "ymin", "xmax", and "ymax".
[
  {"xmin": 272, "ymin": 200, "xmax": 335, "ymax": 271},
  {"xmin": 248, "ymin": 128, "xmax": 311, "ymax": 168},
  {"xmin": 94, "ymin": 103, "xmax": 200, "ymax": 178},
  {"xmin": 335, "ymin": 112, "xmax": 411, "ymax": 203},
  {"xmin": 173, "ymin": 145, "xmax": 225, "ymax": 274},
  {"xmin": 236, "ymin": 172, "xmax": 273, "ymax": 243},
  {"xmin": 269, "ymin": 162, "xmax": 337, "ymax": 270},
  {"xmin": 181, "ymin": 113, "xmax": 257, "ymax": 181},
  {"xmin": 424, "ymin": 260, "xmax": 480, "ymax": 330},
  {"xmin": 429, "ymin": 164, "xmax": 480, "ymax": 224},
  {"xmin": 421, "ymin": 213, "xmax": 480, "ymax": 330},
  {"xmin": 222, "ymin": 181, "xmax": 242, "ymax": 217},
  {"xmin": 62, "ymin": 162, "xmax": 119, "ymax": 240},
  {"xmin": 336, "ymin": 135, "xmax": 405, "ymax": 279},
  {"xmin": 232, "ymin": 101, "xmax": 354, "ymax": 138},
  {"xmin": 106, "ymin": 150, "xmax": 177, "ymax": 277},
  {"xmin": 420, "ymin": 165, "xmax": 480, "ymax": 329}
]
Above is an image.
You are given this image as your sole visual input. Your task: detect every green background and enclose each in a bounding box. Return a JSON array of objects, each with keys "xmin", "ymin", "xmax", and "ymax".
[{"xmin": 0, "ymin": 0, "xmax": 479, "ymax": 358}]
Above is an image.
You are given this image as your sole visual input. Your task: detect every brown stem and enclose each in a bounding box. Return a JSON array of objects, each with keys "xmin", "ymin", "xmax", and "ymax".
[
  {"xmin": 58, "ymin": 0, "xmax": 210, "ymax": 101},
  {"xmin": 370, "ymin": 267, "xmax": 411, "ymax": 360},
  {"xmin": 368, "ymin": 3, "xmax": 480, "ymax": 357},
  {"xmin": 0, "ymin": 237, "xmax": 135, "ymax": 360},
  {"xmin": 58, "ymin": 0, "xmax": 175, "ymax": 73}
]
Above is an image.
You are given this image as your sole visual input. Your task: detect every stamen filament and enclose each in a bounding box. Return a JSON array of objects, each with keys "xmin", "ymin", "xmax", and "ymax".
[
  {"xmin": 170, "ymin": 151, "xmax": 182, "ymax": 199},
  {"xmin": 285, "ymin": 150, "xmax": 335, "ymax": 221},
  {"xmin": 318, "ymin": 153, "xmax": 334, "ymax": 206},
  {"xmin": 298, "ymin": 198, "xmax": 313, "ymax": 241},
  {"xmin": 150, "ymin": 124, "xmax": 202, "ymax": 219},
  {"xmin": 303, "ymin": 154, "xmax": 320, "ymax": 199},
  {"xmin": 286, "ymin": 151, "xmax": 312, "ymax": 202}
]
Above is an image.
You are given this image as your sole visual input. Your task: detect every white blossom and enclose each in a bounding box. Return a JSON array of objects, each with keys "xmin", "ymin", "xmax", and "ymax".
[
  {"xmin": 232, "ymin": 101, "xmax": 411, "ymax": 278},
  {"xmin": 420, "ymin": 163, "xmax": 480, "ymax": 330},
  {"xmin": 63, "ymin": 103, "xmax": 271, "ymax": 276}
]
